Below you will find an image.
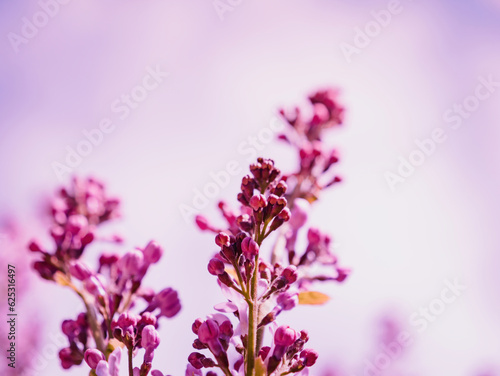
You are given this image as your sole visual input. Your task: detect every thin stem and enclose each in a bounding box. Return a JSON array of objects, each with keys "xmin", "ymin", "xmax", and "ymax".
[
  {"xmin": 232, "ymin": 259, "xmax": 248, "ymax": 296},
  {"xmin": 128, "ymin": 346, "xmax": 134, "ymax": 376},
  {"xmin": 217, "ymin": 364, "xmax": 233, "ymax": 376},
  {"xmin": 245, "ymin": 254, "xmax": 260, "ymax": 376},
  {"xmin": 70, "ymin": 282, "xmax": 105, "ymax": 354}
]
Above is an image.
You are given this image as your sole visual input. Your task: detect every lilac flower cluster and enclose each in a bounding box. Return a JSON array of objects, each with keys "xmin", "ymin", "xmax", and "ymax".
[
  {"xmin": 28, "ymin": 177, "xmax": 180, "ymax": 376},
  {"xmin": 191, "ymin": 90, "xmax": 348, "ymax": 375}
]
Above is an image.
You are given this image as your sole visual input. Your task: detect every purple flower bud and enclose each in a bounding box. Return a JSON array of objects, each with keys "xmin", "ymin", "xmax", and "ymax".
[
  {"xmin": 50, "ymin": 225, "xmax": 65, "ymax": 244},
  {"xmin": 68, "ymin": 260, "xmax": 92, "ymax": 281},
  {"xmin": 119, "ymin": 250, "xmax": 144, "ymax": 277},
  {"xmin": 143, "ymin": 241, "xmax": 163, "ymax": 264},
  {"xmin": 198, "ymin": 320, "xmax": 219, "ymax": 344},
  {"xmin": 274, "ymin": 325, "xmax": 298, "ymax": 347},
  {"xmin": 307, "ymin": 228, "xmax": 322, "ymax": 245},
  {"xmin": 195, "ymin": 215, "xmax": 210, "ymax": 231},
  {"xmin": 259, "ymin": 346, "xmax": 271, "ymax": 360},
  {"xmin": 207, "ymin": 258, "xmax": 225, "ymax": 276},
  {"xmin": 249, "ymin": 194, "xmax": 267, "ymax": 211},
  {"xmin": 218, "ymin": 320, "xmax": 233, "ymax": 339},
  {"xmin": 84, "ymin": 275, "xmax": 106, "ymax": 298},
  {"xmin": 156, "ymin": 287, "xmax": 181, "ymax": 318},
  {"xmin": 61, "ymin": 319, "xmax": 79, "ymax": 338},
  {"xmin": 67, "ymin": 214, "xmax": 89, "ymax": 235},
  {"xmin": 272, "ymin": 180, "xmax": 287, "ymax": 197},
  {"xmin": 215, "ymin": 232, "xmax": 231, "ymax": 247},
  {"xmin": 141, "ymin": 325, "xmax": 160, "ymax": 350},
  {"xmin": 139, "ymin": 312, "xmax": 157, "ymax": 327},
  {"xmin": 336, "ymin": 267, "xmax": 350, "ymax": 282},
  {"xmin": 289, "ymin": 199, "xmax": 309, "ymax": 230},
  {"xmin": 241, "ymin": 237, "xmax": 259, "ymax": 258},
  {"xmin": 192, "ymin": 318, "xmax": 203, "ymax": 334},
  {"xmin": 300, "ymin": 330, "xmax": 309, "ymax": 342},
  {"xmin": 28, "ymin": 240, "xmax": 43, "ymax": 253},
  {"xmin": 300, "ymin": 349, "xmax": 319, "ymax": 367},
  {"xmin": 151, "ymin": 371, "xmax": 164, "ymax": 376},
  {"xmin": 99, "ymin": 253, "xmax": 120, "ymax": 268},
  {"xmin": 116, "ymin": 312, "xmax": 140, "ymax": 329},
  {"xmin": 84, "ymin": 349, "xmax": 105, "ymax": 369},
  {"xmin": 281, "ymin": 265, "xmax": 298, "ymax": 284},
  {"xmin": 277, "ymin": 291, "xmax": 298, "ymax": 311},
  {"xmin": 59, "ymin": 347, "xmax": 82, "ymax": 369},
  {"xmin": 188, "ymin": 352, "xmax": 205, "ymax": 369},
  {"xmin": 277, "ymin": 207, "xmax": 291, "ymax": 221},
  {"xmin": 33, "ymin": 261, "xmax": 58, "ymax": 281},
  {"xmin": 186, "ymin": 364, "xmax": 203, "ymax": 376}
]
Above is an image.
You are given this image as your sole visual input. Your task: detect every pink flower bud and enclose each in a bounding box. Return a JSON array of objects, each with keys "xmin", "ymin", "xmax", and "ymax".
[
  {"xmin": 249, "ymin": 194, "xmax": 267, "ymax": 211},
  {"xmin": 273, "ymin": 180, "xmax": 287, "ymax": 197},
  {"xmin": 241, "ymin": 237, "xmax": 259, "ymax": 258},
  {"xmin": 139, "ymin": 312, "xmax": 157, "ymax": 327},
  {"xmin": 68, "ymin": 261, "xmax": 92, "ymax": 281},
  {"xmin": 307, "ymin": 228, "xmax": 322, "ymax": 245},
  {"xmin": 192, "ymin": 318, "xmax": 203, "ymax": 334},
  {"xmin": 289, "ymin": 199, "xmax": 309, "ymax": 230},
  {"xmin": 208, "ymin": 258, "xmax": 225, "ymax": 276},
  {"xmin": 195, "ymin": 215, "xmax": 210, "ymax": 231},
  {"xmin": 336, "ymin": 267, "xmax": 350, "ymax": 282},
  {"xmin": 277, "ymin": 291, "xmax": 298, "ymax": 311},
  {"xmin": 28, "ymin": 240, "xmax": 43, "ymax": 253},
  {"xmin": 84, "ymin": 276, "xmax": 106, "ymax": 298},
  {"xmin": 188, "ymin": 352, "xmax": 205, "ymax": 369},
  {"xmin": 274, "ymin": 325, "xmax": 298, "ymax": 347},
  {"xmin": 99, "ymin": 253, "xmax": 120, "ymax": 268},
  {"xmin": 84, "ymin": 348, "xmax": 105, "ymax": 369},
  {"xmin": 198, "ymin": 319, "xmax": 219, "ymax": 344},
  {"xmin": 141, "ymin": 325, "xmax": 160, "ymax": 350},
  {"xmin": 277, "ymin": 208, "xmax": 291, "ymax": 221},
  {"xmin": 116, "ymin": 312, "xmax": 140, "ymax": 329},
  {"xmin": 143, "ymin": 241, "xmax": 163, "ymax": 264},
  {"xmin": 215, "ymin": 232, "xmax": 231, "ymax": 247},
  {"xmin": 119, "ymin": 250, "xmax": 144, "ymax": 277},
  {"xmin": 156, "ymin": 287, "xmax": 181, "ymax": 318},
  {"xmin": 281, "ymin": 266, "xmax": 298, "ymax": 284},
  {"xmin": 66, "ymin": 214, "xmax": 89, "ymax": 235},
  {"xmin": 300, "ymin": 349, "xmax": 319, "ymax": 367}
]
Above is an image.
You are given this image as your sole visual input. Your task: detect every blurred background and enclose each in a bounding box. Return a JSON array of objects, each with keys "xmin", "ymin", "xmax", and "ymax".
[{"xmin": 1, "ymin": 0, "xmax": 500, "ymax": 375}]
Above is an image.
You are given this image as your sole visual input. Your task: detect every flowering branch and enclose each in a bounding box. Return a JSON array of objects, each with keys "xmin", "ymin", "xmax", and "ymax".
[
  {"xmin": 28, "ymin": 177, "xmax": 181, "ymax": 376},
  {"xmin": 192, "ymin": 89, "xmax": 349, "ymax": 376}
]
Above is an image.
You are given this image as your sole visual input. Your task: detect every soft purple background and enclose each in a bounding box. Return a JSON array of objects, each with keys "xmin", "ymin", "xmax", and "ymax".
[{"xmin": 1, "ymin": 0, "xmax": 500, "ymax": 375}]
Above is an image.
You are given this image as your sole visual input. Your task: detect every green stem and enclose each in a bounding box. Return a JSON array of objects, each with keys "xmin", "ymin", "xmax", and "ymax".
[
  {"xmin": 128, "ymin": 347, "xmax": 133, "ymax": 376},
  {"xmin": 75, "ymin": 290, "xmax": 105, "ymax": 354},
  {"xmin": 245, "ymin": 254, "xmax": 260, "ymax": 376}
]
